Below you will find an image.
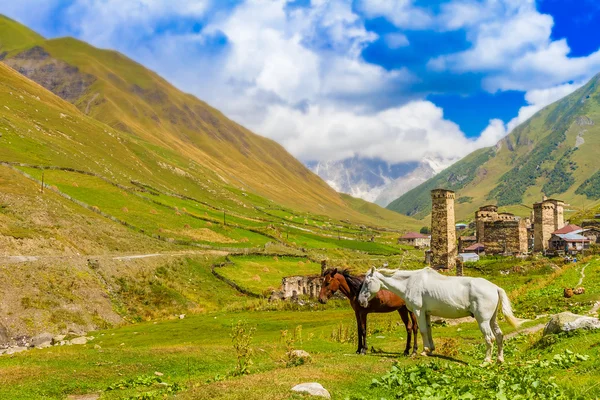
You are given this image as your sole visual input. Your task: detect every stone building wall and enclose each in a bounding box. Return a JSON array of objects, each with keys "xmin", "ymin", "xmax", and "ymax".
[
  {"xmin": 475, "ymin": 206, "xmax": 529, "ymax": 254},
  {"xmin": 533, "ymin": 199, "xmax": 564, "ymax": 252},
  {"xmin": 281, "ymin": 275, "xmax": 322, "ymax": 299},
  {"xmin": 475, "ymin": 205, "xmax": 498, "ymax": 243},
  {"xmin": 431, "ymin": 189, "xmax": 457, "ymax": 269},
  {"xmin": 482, "ymin": 219, "xmax": 528, "ymax": 254}
]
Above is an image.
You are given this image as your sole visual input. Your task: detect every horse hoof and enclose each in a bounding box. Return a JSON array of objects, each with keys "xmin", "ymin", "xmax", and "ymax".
[
  {"xmin": 403, "ymin": 351, "xmax": 410, "ymax": 357},
  {"xmin": 420, "ymin": 351, "xmax": 429, "ymax": 357},
  {"xmin": 497, "ymin": 357, "xmax": 505, "ymax": 363}
]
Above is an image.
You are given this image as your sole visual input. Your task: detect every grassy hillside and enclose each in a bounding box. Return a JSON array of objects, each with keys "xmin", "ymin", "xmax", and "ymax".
[
  {"xmin": 388, "ymin": 73, "xmax": 600, "ymax": 221},
  {"xmin": 0, "ymin": 15, "xmax": 420, "ymax": 230}
]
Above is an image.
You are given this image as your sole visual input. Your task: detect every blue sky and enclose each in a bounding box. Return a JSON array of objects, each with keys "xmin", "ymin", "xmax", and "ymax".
[{"xmin": 2, "ymin": 0, "xmax": 600, "ymax": 165}]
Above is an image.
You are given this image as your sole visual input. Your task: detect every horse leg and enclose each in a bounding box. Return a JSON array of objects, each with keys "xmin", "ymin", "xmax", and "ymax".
[
  {"xmin": 477, "ymin": 319, "xmax": 495, "ymax": 363},
  {"xmin": 425, "ymin": 314, "xmax": 435, "ymax": 353},
  {"xmin": 359, "ymin": 313, "xmax": 368, "ymax": 355},
  {"xmin": 415, "ymin": 310, "xmax": 430, "ymax": 356},
  {"xmin": 411, "ymin": 312, "xmax": 419, "ymax": 355},
  {"xmin": 398, "ymin": 308, "xmax": 411, "ymax": 356},
  {"xmin": 490, "ymin": 310, "xmax": 504, "ymax": 363},
  {"xmin": 355, "ymin": 310, "xmax": 363, "ymax": 354}
]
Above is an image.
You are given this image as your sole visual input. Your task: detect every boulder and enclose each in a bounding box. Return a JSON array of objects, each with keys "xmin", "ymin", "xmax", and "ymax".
[
  {"xmin": 52, "ymin": 335, "xmax": 66, "ymax": 345},
  {"xmin": 291, "ymin": 383, "xmax": 331, "ymax": 399},
  {"xmin": 70, "ymin": 337, "xmax": 88, "ymax": 345},
  {"xmin": 31, "ymin": 333, "xmax": 53, "ymax": 348},
  {"xmin": 35, "ymin": 341, "xmax": 52, "ymax": 349},
  {"xmin": 289, "ymin": 349, "xmax": 311, "ymax": 363},
  {"xmin": 543, "ymin": 312, "xmax": 600, "ymax": 335}
]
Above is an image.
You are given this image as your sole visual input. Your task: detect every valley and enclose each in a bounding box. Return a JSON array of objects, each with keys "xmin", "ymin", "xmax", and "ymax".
[{"xmin": 1, "ymin": 11, "xmax": 600, "ymax": 400}]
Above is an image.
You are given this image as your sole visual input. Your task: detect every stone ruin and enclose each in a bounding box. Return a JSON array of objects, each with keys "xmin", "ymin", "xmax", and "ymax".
[
  {"xmin": 475, "ymin": 205, "xmax": 529, "ymax": 255},
  {"xmin": 280, "ymin": 275, "xmax": 322, "ymax": 300},
  {"xmin": 430, "ymin": 189, "xmax": 457, "ymax": 269},
  {"xmin": 269, "ymin": 260, "xmax": 327, "ymax": 301}
]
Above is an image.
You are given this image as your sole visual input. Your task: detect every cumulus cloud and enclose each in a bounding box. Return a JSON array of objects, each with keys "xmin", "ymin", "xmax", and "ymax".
[
  {"xmin": 427, "ymin": 0, "xmax": 600, "ymax": 92},
  {"xmin": 2, "ymin": 0, "xmax": 597, "ymax": 170},
  {"xmin": 256, "ymin": 100, "xmax": 504, "ymax": 164}
]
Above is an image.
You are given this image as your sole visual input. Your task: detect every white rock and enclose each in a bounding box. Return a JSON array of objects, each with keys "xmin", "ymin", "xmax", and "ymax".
[
  {"xmin": 179, "ymin": 314, "xmax": 185, "ymax": 319},
  {"xmin": 53, "ymin": 335, "xmax": 66, "ymax": 345},
  {"xmin": 70, "ymin": 337, "xmax": 88, "ymax": 345},
  {"xmin": 36, "ymin": 341, "xmax": 52, "ymax": 349},
  {"xmin": 291, "ymin": 383, "xmax": 331, "ymax": 399},
  {"xmin": 543, "ymin": 312, "xmax": 600, "ymax": 335},
  {"xmin": 31, "ymin": 333, "xmax": 53, "ymax": 347}
]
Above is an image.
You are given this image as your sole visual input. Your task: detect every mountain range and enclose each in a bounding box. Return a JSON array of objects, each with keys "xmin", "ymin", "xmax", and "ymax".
[
  {"xmin": 308, "ymin": 156, "xmax": 451, "ymax": 207},
  {"xmin": 387, "ymin": 73, "xmax": 600, "ymax": 222}
]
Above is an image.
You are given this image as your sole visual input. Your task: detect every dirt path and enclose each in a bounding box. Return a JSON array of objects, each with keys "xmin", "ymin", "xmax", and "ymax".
[
  {"xmin": 0, "ymin": 250, "xmax": 227, "ymax": 264},
  {"xmin": 576, "ymin": 263, "xmax": 588, "ymax": 287}
]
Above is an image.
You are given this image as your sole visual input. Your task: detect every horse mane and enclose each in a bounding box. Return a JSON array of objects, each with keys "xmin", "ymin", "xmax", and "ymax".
[
  {"xmin": 323, "ymin": 268, "xmax": 364, "ymax": 297},
  {"xmin": 377, "ymin": 268, "xmax": 399, "ymax": 277}
]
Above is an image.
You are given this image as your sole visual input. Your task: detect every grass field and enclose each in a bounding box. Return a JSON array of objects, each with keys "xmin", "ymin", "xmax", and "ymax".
[{"xmin": 1, "ymin": 255, "xmax": 599, "ymax": 399}]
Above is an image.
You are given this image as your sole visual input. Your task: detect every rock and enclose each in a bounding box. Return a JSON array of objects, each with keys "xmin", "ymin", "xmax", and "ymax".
[
  {"xmin": 70, "ymin": 337, "xmax": 88, "ymax": 345},
  {"xmin": 5, "ymin": 346, "xmax": 28, "ymax": 355},
  {"xmin": 291, "ymin": 383, "xmax": 331, "ymax": 399},
  {"xmin": 31, "ymin": 333, "xmax": 53, "ymax": 348},
  {"xmin": 35, "ymin": 341, "xmax": 52, "ymax": 349},
  {"xmin": 0, "ymin": 324, "xmax": 9, "ymax": 345},
  {"xmin": 289, "ymin": 349, "xmax": 311, "ymax": 362},
  {"xmin": 93, "ymin": 344, "xmax": 101, "ymax": 350},
  {"xmin": 543, "ymin": 312, "xmax": 600, "ymax": 335},
  {"xmin": 52, "ymin": 335, "xmax": 66, "ymax": 344},
  {"xmin": 179, "ymin": 314, "xmax": 185, "ymax": 319},
  {"xmin": 154, "ymin": 371, "xmax": 164, "ymax": 376}
]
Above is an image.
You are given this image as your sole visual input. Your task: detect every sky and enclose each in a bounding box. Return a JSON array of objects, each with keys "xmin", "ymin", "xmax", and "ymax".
[{"xmin": 2, "ymin": 0, "xmax": 600, "ymax": 166}]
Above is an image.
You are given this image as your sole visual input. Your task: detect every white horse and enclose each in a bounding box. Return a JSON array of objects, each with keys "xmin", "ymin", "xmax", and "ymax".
[{"xmin": 358, "ymin": 267, "xmax": 523, "ymax": 362}]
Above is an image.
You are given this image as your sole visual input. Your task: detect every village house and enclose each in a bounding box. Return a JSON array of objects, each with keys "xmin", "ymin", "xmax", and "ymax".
[
  {"xmin": 464, "ymin": 242, "xmax": 485, "ymax": 254},
  {"xmin": 458, "ymin": 235, "xmax": 477, "ymax": 252},
  {"xmin": 581, "ymin": 226, "xmax": 600, "ymax": 244},
  {"xmin": 398, "ymin": 232, "xmax": 431, "ymax": 248},
  {"xmin": 549, "ymin": 232, "xmax": 590, "ymax": 254}
]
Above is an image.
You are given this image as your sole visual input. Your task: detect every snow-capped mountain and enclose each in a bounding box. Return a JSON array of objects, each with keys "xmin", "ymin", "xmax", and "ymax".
[{"xmin": 308, "ymin": 157, "xmax": 452, "ymax": 206}]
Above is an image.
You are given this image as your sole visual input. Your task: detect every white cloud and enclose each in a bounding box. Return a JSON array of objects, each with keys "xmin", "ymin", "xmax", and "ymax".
[
  {"xmin": 358, "ymin": 0, "xmax": 434, "ymax": 29},
  {"xmin": 256, "ymin": 100, "xmax": 504, "ymax": 164},
  {"xmin": 505, "ymin": 82, "xmax": 584, "ymax": 132},
  {"xmin": 427, "ymin": 0, "xmax": 600, "ymax": 92}
]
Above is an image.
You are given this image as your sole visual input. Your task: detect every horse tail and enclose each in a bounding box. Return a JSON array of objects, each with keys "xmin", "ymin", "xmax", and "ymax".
[{"xmin": 498, "ymin": 288, "xmax": 524, "ymax": 328}]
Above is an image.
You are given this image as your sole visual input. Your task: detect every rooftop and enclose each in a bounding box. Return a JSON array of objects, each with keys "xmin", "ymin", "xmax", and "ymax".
[{"xmin": 552, "ymin": 224, "xmax": 582, "ymax": 235}]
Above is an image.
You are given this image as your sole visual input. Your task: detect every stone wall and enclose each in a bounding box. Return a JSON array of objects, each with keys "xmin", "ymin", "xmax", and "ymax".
[
  {"xmin": 281, "ymin": 275, "xmax": 322, "ymax": 299},
  {"xmin": 430, "ymin": 189, "xmax": 456, "ymax": 269},
  {"xmin": 475, "ymin": 206, "xmax": 529, "ymax": 254},
  {"xmin": 482, "ymin": 219, "xmax": 528, "ymax": 254},
  {"xmin": 475, "ymin": 205, "xmax": 498, "ymax": 242}
]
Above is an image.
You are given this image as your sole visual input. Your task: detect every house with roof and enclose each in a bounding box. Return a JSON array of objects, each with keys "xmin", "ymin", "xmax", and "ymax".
[
  {"xmin": 581, "ymin": 226, "xmax": 600, "ymax": 244},
  {"xmin": 398, "ymin": 232, "xmax": 430, "ymax": 248},
  {"xmin": 549, "ymin": 231, "xmax": 591, "ymax": 253},
  {"xmin": 458, "ymin": 235, "xmax": 477, "ymax": 252},
  {"xmin": 464, "ymin": 242, "xmax": 485, "ymax": 254}
]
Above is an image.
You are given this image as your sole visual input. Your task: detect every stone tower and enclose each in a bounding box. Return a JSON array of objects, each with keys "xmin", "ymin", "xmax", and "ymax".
[
  {"xmin": 533, "ymin": 198, "xmax": 565, "ymax": 252},
  {"xmin": 430, "ymin": 189, "xmax": 457, "ymax": 269},
  {"xmin": 475, "ymin": 205, "xmax": 498, "ymax": 243}
]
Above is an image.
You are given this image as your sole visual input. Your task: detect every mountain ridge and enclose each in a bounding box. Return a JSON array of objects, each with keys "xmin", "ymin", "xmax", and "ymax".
[{"xmin": 387, "ymin": 72, "xmax": 600, "ymax": 221}]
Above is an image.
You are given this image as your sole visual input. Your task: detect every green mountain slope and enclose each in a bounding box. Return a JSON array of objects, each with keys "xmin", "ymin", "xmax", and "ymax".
[
  {"xmin": 0, "ymin": 15, "xmax": 415, "ymax": 228},
  {"xmin": 388, "ymin": 73, "xmax": 600, "ymax": 221}
]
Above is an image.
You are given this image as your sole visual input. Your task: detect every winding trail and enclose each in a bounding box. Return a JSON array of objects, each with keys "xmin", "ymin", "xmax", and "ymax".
[{"xmin": 576, "ymin": 263, "xmax": 588, "ymax": 287}]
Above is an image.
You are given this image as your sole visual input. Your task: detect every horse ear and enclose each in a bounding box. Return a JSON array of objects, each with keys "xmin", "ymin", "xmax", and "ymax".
[
  {"xmin": 331, "ymin": 268, "xmax": 338, "ymax": 276},
  {"xmin": 368, "ymin": 266, "xmax": 375, "ymax": 275}
]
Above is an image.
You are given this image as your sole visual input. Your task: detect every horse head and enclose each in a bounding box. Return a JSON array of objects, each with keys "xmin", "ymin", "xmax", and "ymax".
[
  {"xmin": 358, "ymin": 267, "xmax": 380, "ymax": 308},
  {"xmin": 318, "ymin": 268, "xmax": 340, "ymax": 304}
]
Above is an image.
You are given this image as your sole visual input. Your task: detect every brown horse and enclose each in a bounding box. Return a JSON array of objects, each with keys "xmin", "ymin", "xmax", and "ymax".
[{"xmin": 319, "ymin": 268, "xmax": 418, "ymax": 355}]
